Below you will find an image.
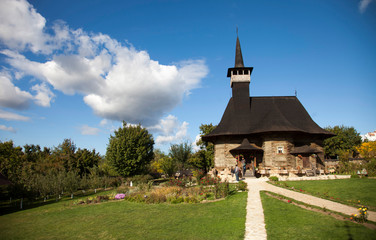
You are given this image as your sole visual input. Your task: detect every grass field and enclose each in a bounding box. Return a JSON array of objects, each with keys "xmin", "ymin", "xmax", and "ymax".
[
  {"xmin": 275, "ymin": 178, "xmax": 376, "ymax": 210},
  {"xmin": 0, "ymin": 192, "xmax": 247, "ymax": 240},
  {"xmin": 261, "ymin": 191, "xmax": 376, "ymax": 240}
]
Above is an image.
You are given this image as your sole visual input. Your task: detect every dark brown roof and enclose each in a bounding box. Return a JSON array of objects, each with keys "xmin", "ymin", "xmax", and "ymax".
[
  {"xmin": 290, "ymin": 145, "xmax": 323, "ymax": 154},
  {"xmin": 230, "ymin": 138, "xmax": 263, "ymax": 154},
  {"xmin": 202, "ymin": 96, "xmax": 334, "ymax": 141}
]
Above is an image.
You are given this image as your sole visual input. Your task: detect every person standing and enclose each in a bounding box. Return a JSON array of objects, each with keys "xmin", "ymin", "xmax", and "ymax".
[
  {"xmin": 234, "ymin": 165, "xmax": 239, "ymax": 182},
  {"xmin": 241, "ymin": 157, "xmax": 246, "ymax": 177}
]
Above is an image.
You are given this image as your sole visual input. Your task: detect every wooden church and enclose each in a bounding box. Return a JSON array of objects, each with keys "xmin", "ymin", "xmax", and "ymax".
[{"xmin": 202, "ymin": 36, "xmax": 334, "ymax": 178}]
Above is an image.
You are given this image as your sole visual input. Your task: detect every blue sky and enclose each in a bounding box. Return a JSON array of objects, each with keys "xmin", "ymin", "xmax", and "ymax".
[{"xmin": 0, "ymin": 0, "xmax": 375, "ymax": 155}]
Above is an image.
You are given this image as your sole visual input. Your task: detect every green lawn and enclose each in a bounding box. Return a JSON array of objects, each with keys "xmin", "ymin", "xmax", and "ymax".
[
  {"xmin": 274, "ymin": 178, "xmax": 376, "ymax": 210},
  {"xmin": 0, "ymin": 192, "xmax": 247, "ymax": 240},
  {"xmin": 261, "ymin": 191, "xmax": 376, "ymax": 240}
]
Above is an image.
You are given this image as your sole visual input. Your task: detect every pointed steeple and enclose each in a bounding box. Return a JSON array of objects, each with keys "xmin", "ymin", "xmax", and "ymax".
[{"xmin": 235, "ymin": 36, "xmax": 244, "ymax": 68}]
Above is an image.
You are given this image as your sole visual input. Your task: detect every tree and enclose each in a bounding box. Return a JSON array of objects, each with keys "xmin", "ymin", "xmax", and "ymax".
[
  {"xmin": 0, "ymin": 141, "xmax": 24, "ymax": 182},
  {"xmin": 323, "ymin": 125, "xmax": 362, "ymax": 158},
  {"xmin": 189, "ymin": 150, "xmax": 213, "ymax": 173},
  {"xmin": 357, "ymin": 141, "xmax": 376, "ymax": 160},
  {"xmin": 169, "ymin": 142, "xmax": 192, "ymax": 172},
  {"xmin": 188, "ymin": 124, "xmax": 216, "ymax": 173},
  {"xmin": 64, "ymin": 170, "xmax": 80, "ymax": 198},
  {"xmin": 75, "ymin": 148, "xmax": 101, "ymax": 176},
  {"xmin": 106, "ymin": 122, "xmax": 154, "ymax": 177},
  {"xmin": 51, "ymin": 139, "xmax": 77, "ymax": 172},
  {"xmin": 159, "ymin": 156, "xmax": 177, "ymax": 177},
  {"xmin": 149, "ymin": 149, "xmax": 167, "ymax": 177}
]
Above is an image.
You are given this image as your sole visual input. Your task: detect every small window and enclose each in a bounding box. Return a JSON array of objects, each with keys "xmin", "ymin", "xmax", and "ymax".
[
  {"xmin": 232, "ymin": 70, "xmax": 238, "ymax": 75},
  {"xmin": 277, "ymin": 146, "xmax": 284, "ymax": 154},
  {"xmin": 244, "ymin": 70, "xmax": 249, "ymax": 74}
]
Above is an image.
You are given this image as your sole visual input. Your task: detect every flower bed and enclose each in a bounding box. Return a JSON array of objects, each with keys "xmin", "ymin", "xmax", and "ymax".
[{"xmin": 73, "ymin": 179, "xmax": 246, "ymax": 205}]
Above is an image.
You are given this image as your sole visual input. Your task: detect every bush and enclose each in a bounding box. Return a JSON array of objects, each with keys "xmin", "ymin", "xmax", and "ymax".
[
  {"xmin": 127, "ymin": 174, "xmax": 154, "ymax": 186},
  {"xmin": 237, "ymin": 181, "xmax": 248, "ymax": 191},
  {"xmin": 192, "ymin": 169, "xmax": 205, "ymax": 181},
  {"xmin": 366, "ymin": 159, "xmax": 376, "ymax": 177},
  {"xmin": 165, "ymin": 176, "xmax": 193, "ymax": 188},
  {"xmin": 214, "ymin": 181, "xmax": 230, "ymax": 199},
  {"xmin": 198, "ymin": 175, "xmax": 220, "ymax": 186},
  {"xmin": 269, "ymin": 176, "xmax": 279, "ymax": 182}
]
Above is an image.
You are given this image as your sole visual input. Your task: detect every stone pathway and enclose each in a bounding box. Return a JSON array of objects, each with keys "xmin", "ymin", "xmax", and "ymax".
[
  {"xmin": 244, "ymin": 178, "xmax": 267, "ymax": 240},
  {"xmin": 243, "ymin": 177, "xmax": 376, "ymax": 240}
]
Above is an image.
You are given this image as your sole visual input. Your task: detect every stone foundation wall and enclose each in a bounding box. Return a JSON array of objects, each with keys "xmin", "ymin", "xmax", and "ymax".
[
  {"xmin": 262, "ymin": 136, "xmax": 294, "ymax": 170},
  {"xmin": 212, "ymin": 134, "xmax": 327, "ymax": 176}
]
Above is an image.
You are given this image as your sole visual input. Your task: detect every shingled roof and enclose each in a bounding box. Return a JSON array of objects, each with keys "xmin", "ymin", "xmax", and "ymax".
[{"xmin": 202, "ymin": 96, "xmax": 334, "ymax": 141}]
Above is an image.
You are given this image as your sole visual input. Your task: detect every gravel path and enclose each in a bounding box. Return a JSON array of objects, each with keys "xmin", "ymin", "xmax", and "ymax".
[{"xmin": 243, "ymin": 177, "xmax": 376, "ymax": 240}]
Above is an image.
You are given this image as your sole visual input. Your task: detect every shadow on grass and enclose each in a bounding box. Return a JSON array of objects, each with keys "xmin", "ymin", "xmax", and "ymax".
[
  {"xmin": 0, "ymin": 188, "xmax": 112, "ymax": 216},
  {"xmin": 344, "ymin": 221, "xmax": 354, "ymax": 240}
]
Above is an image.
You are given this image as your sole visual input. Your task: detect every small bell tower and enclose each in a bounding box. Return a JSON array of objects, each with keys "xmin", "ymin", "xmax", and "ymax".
[{"xmin": 227, "ymin": 34, "xmax": 253, "ymax": 110}]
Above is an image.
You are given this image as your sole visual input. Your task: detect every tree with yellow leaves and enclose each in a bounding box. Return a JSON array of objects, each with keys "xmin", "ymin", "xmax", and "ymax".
[{"xmin": 357, "ymin": 141, "xmax": 376, "ymax": 160}]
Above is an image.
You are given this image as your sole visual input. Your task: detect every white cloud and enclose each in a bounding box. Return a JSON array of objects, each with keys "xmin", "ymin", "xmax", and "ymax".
[
  {"xmin": 149, "ymin": 115, "xmax": 190, "ymax": 145},
  {"xmin": 0, "ymin": 0, "xmax": 50, "ymax": 53},
  {"xmin": 0, "ymin": 72, "xmax": 33, "ymax": 109},
  {"xmin": 192, "ymin": 134, "xmax": 201, "ymax": 152},
  {"xmin": 359, "ymin": 0, "xmax": 374, "ymax": 13},
  {"xmin": 0, "ymin": 109, "xmax": 30, "ymax": 121},
  {"xmin": 100, "ymin": 119, "xmax": 109, "ymax": 126},
  {"xmin": 0, "ymin": 124, "xmax": 16, "ymax": 133},
  {"xmin": 0, "ymin": 0, "xmax": 208, "ymax": 126},
  {"xmin": 32, "ymin": 82, "xmax": 55, "ymax": 107},
  {"xmin": 80, "ymin": 125, "xmax": 100, "ymax": 135}
]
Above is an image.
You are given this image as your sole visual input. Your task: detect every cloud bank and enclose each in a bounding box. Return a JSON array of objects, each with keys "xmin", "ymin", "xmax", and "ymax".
[{"xmin": 0, "ymin": 0, "xmax": 208, "ymax": 129}]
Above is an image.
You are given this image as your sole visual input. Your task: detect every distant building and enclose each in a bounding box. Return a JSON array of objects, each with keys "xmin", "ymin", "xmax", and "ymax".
[
  {"xmin": 202, "ymin": 36, "xmax": 334, "ymax": 178},
  {"xmin": 362, "ymin": 130, "xmax": 376, "ymax": 141}
]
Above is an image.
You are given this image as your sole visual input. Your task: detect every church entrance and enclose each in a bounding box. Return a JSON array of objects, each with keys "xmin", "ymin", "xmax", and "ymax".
[
  {"xmin": 230, "ymin": 138, "xmax": 264, "ymax": 178},
  {"xmin": 235, "ymin": 151, "xmax": 263, "ymax": 178}
]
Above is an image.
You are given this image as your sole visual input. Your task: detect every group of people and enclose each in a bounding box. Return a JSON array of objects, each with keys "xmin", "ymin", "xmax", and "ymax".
[{"xmin": 231, "ymin": 156, "xmax": 247, "ymax": 181}]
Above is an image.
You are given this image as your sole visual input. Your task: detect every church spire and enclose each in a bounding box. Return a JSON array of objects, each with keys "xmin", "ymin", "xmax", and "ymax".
[{"xmin": 235, "ymin": 36, "xmax": 244, "ymax": 68}]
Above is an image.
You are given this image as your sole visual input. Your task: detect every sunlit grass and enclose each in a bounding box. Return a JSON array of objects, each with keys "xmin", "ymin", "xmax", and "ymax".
[
  {"xmin": 275, "ymin": 178, "xmax": 376, "ymax": 210},
  {"xmin": 261, "ymin": 191, "xmax": 376, "ymax": 240},
  {"xmin": 0, "ymin": 192, "xmax": 247, "ymax": 240}
]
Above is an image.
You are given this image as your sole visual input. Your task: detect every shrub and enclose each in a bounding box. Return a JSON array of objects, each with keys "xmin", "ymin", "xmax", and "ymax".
[
  {"xmin": 198, "ymin": 175, "xmax": 220, "ymax": 186},
  {"xmin": 366, "ymin": 159, "xmax": 376, "ymax": 176},
  {"xmin": 237, "ymin": 181, "xmax": 248, "ymax": 191},
  {"xmin": 166, "ymin": 178, "xmax": 187, "ymax": 188},
  {"xmin": 184, "ymin": 195, "xmax": 200, "ymax": 203},
  {"xmin": 127, "ymin": 174, "xmax": 154, "ymax": 186},
  {"xmin": 214, "ymin": 181, "xmax": 230, "ymax": 199},
  {"xmin": 192, "ymin": 169, "xmax": 205, "ymax": 181},
  {"xmin": 269, "ymin": 176, "xmax": 279, "ymax": 182},
  {"xmin": 350, "ymin": 206, "xmax": 368, "ymax": 223}
]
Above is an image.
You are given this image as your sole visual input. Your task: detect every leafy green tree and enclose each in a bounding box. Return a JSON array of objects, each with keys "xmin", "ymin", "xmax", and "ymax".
[
  {"xmin": 159, "ymin": 156, "xmax": 177, "ymax": 177},
  {"xmin": 189, "ymin": 150, "xmax": 213, "ymax": 173},
  {"xmin": 75, "ymin": 148, "xmax": 101, "ymax": 176},
  {"xmin": 323, "ymin": 125, "xmax": 362, "ymax": 158},
  {"xmin": 51, "ymin": 139, "xmax": 77, "ymax": 172},
  {"xmin": 149, "ymin": 149, "xmax": 167, "ymax": 177},
  {"xmin": 23, "ymin": 144, "xmax": 42, "ymax": 163},
  {"xmin": 0, "ymin": 141, "xmax": 24, "ymax": 182},
  {"xmin": 188, "ymin": 124, "xmax": 216, "ymax": 173},
  {"xmin": 89, "ymin": 166, "xmax": 101, "ymax": 193},
  {"xmin": 64, "ymin": 170, "xmax": 80, "ymax": 198},
  {"xmin": 169, "ymin": 141, "xmax": 192, "ymax": 172},
  {"xmin": 106, "ymin": 122, "xmax": 154, "ymax": 177}
]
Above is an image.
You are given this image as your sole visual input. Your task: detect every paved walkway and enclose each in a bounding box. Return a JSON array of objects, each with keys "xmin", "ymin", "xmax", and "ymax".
[{"xmin": 243, "ymin": 177, "xmax": 376, "ymax": 240}]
